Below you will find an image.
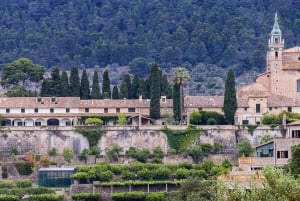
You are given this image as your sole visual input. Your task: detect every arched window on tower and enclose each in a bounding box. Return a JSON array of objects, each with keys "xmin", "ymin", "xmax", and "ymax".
[
  {"xmin": 275, "ymin": 51, "xmax": 278, "ymax": 58},
  {"xmin": 297, "ymin": 80, "xmax": 300, "ymax": 92},
  {"xmin": 275, "ymin": 38, "xmax": 278, "ymax": 43}
]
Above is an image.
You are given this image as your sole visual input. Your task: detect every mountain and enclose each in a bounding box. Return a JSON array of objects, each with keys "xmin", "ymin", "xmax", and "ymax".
[{"xmin": 0, "ymin": 0, "xmax": 299, "ymax": 94}]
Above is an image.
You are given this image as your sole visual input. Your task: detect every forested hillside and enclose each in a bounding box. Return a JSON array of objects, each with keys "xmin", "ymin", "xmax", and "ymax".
[{"xmin": 0, "ymin": 0, "xmax": 300, "ymax": 83}]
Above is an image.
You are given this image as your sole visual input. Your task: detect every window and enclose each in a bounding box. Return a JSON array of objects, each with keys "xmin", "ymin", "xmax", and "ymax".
[
  {"xmin": 256, "ymin": 104, "xmax": 260, "ymax": 113},
  {"xmin": 51, "ymin": 97, "xmax": 56, "ymax": 102},
  {"xmin": 35, "ymin": 122, "xmax": 41, "ymax": 126},
  {"xmin": 242, "ymin": 120, "xmax": 249, "ymax": 125},
  {"xmin": 277, "ymin": 151, "xmax": 288, "ymax": 159},
  {"xmin": 50, "ymin": 108, "xmax": 54, "ymax": 113},
  {"xmin": 6, "ymin": 108, "xmax": 10, "ymax": 113},
  {"xmin": 37, "ymin": 97, "xmax": 42, "ymax": 102},
  {"xmin": 116, "ymin": 108, "xmax": 120, "ymax": 113},
  {"xmin": 66, "ymin": 108, "xmax": 70, "ymax": 113},
  {"xmin": 21, "ymin": 108, "xmax": 25, "ymax": 113},
  {"xmin": 288, "ymin": 107, "xmax": 292, "ymax": 112},
  {"xmin": 244, "ymin": 107, "xmax": 247, "ymax": 111},
  {"xmin": 34, "ymin": 108, "xmax": 38, "ymax": 113},
  {"xmin": 292, "ymin": 130, "xmax": 300, "ymax": 138},
  {"xmin": 269, "ymin": 107, "xmax": 272, "ymax": 111},
  {"xmin": 198, "ymin": 108, "xmax": 203, "ymax": 111},
  {"xmin": 85, "ymin": 108, "xmax": 89, "ymax": 113},
  {"xmin": 104, "ymin": 108, "xmax": 108, "ymax": 113},
  {"xmin": 128, "ymin": 108, "xmax": 135, "ymax": 112},
  {"xmin": 275, "ymin": 51, "xmax": 278, "ymax": 58}
]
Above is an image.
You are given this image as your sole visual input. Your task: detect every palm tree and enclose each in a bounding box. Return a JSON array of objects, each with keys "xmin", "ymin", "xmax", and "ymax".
[{"xmin": 173, "ymin": 68, "xmax": 190, "ymax": 123}]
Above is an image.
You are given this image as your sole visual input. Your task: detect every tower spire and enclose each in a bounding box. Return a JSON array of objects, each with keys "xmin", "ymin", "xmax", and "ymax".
[{"xmin": 268, "ymin": 13, "xmax": 284, "ymax": 49}]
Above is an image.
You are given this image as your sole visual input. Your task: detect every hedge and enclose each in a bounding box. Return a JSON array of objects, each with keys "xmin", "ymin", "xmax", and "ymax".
[
  {"xmin": 29, "ymin": 194, "xmax": 64, "ymax": 201},
  {"xmin": 71, "ymin": 193, "xmax": 102, "ymax": 201},
  {"xmin": 16, "ymin": 179, "xmax": 32, "ymax": 188},
  {"xmin": 111, "ymin": 192, "xmax": 146, "ymax": 201}
]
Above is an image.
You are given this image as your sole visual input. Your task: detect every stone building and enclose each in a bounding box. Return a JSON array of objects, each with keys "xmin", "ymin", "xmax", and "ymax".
[{"xmin": 236, "ymin": 13, "xmax": 300, "ymax": 124}]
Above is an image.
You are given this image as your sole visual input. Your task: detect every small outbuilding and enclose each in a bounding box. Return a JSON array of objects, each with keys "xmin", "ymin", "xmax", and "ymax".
[{"xmin": 38, "ymin": 167, "xmax": 75, "ymax": 187}]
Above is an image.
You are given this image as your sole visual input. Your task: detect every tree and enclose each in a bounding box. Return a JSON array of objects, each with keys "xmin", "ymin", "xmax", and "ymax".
[
  {"xmin": 223, "ymin": 69, "xmax": 237, "ymax": 125},
  {"xmin": 49, "ymin": 66, "xmax": 61, "ymax": 96},
  {"xmin": 112, "ymin": 85, "xmax": 119, "ymax": 99},
  {"xmin": 238, "ymin": 139, "xmax": 254, "ymax": 157},
  {"xmin": 129, "ymin": 57, "xmax": 150, "ymax": 78},
  {"xmin": 80, "ymin": 69, "xmax": 90, "ymax": 99},
  {"xmin": 89, "ymin": 146, "xmax": 101, "ymax": 164},
  {"xmin": 173, "ymin": 68, "xmax": 190, "ymax": 123},
  {"xmin": 106, "ymin": 144, "xmax": 123, "ymax": 162},
  {"xmin": 173, "ymin": 83, "xmax": 181, "ymax": 123},
  {"xmin": 150, "ymin": 64, "xmax": 161, "ymax": 119},
  {"xmin": 5, "ymin": 85, "xmax": 35, "ymax": 97},
  {"xmin": 60, "ymin": 70, "xmax": 69, "ymax": 96},
  {"xmin": 189, "ymin": 110, "xmax": 202, "ymax": 125},
  {"xmin": 85, "ymin": 118, "xmax": 103, "ymax": 125},
  {"xmin": 131, "ymin": 74, "xmax": 139, "ymax": 99},
  {"xmin": 288, "ymin": 144, "xmax": 300, "ymax": 178},
  {"xmin": 91, "ymin": 70, "xmax": 101, "ymax": 99},
  {"xmin": 63, "ymin": 148, "xmax": 74, "ymax": 164},
  {"xmin": 102, "ymin": 70, "xmax": 111, "ymax": 99},
  {"xmin": 1, "ymin": 58, "xmax": 44, "ymax": 87},
  {"xmin": 117, "ymin": 113, "xmax": 127, "ymax": 125},
  {"xmin": 69, "ymin": 67, "xmax": 80, "ymax": 97}
]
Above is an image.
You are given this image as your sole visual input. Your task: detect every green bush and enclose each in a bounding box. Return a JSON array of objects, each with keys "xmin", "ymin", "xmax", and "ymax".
[
  {"xmin": 111, "ymin": 164, "xmax": 126, "ymax": 175},
  {"xmin": 47, "ymin": 147, "xmax": 57, "ymax": 156},
  {"xmin": 0, "ymin": 195, "xmax": 19, "ymax": 201},
  {"xmin": 175, "ymin": 168, "xmax": 189, "ymax": 179},
  {"xmin": 111, "ymin": 192, "xmax": 146, "ymax": 201},
  {"xmin": 16, "ymin": 179, "xmax": 32, "ymax": 188},
  {"xmin": 15, "ymin": 161, "xmax": 33, "ymax": 175},
  {"xmin": 97, "ymin": 170, "xmax": 113, "ymax": 182},
  {"xmin": 28, "ymin": 194, "xmax": 64, "ymax": 201},
  {"xmin": 189, "ymin": 110, "xmax": 202, "ymax": 125},
  {"xmin": 152, "ymin": 167, "xmax": 171, "ymax": 180},
  {"xmin": 262, "ymin": 113, "xmax": 280, "ymax": 125},
  {"xmin": 201, "ymin": 111, "xmax": 226, "ymax": 125},
  {"xmin": 137, "ymin": 169, "xmax": 152, "ymax": 180},
  {"xmin": 71, "ymin": 193, "xmax": 102, "ymax": 201},
  {"xmin": 121, "ymin": 170, "xmax": 136, "ymax": 181},
  {"xmin": 178, "ymin": 162, "xmax": 193, "ymax": 170},
  {"xmin": 0, "ymin": 180, "xmax": 13, "ymax": 188},
  {"xmin": 1, "ymin": 166, "xmax": 8, "ymax": 179},
  {"xmin": 145, "ymin": 192, "xmax": 166, "ymax": 201},
  {"xmin": 207, "ymin": 118, "xmax": 217, "ymax": 125}
]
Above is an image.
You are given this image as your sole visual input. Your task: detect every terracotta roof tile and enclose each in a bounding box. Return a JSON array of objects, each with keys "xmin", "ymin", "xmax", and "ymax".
[
  {"xmin": 184, "ymin": 96, "xmax": 224, "ymax": 108},
  {"xmin": 267, "ymin": 94, "xmax": 296, "ymax": 107}
]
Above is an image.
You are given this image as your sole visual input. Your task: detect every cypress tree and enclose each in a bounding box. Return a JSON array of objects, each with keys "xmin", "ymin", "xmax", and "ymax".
[
  {"xmin": 161, "ymin": 74, "xmax": 170, "ymax": 97},
  {"xmin": 138, "ymin": 79, "xmax": 145, "ymax": 98},
  {"xmin": 124, "ymin": 74, "xmax": 132, "ymax": 99},
  {"xmin": 50, "ymin": 66, "xmax": 61, "ymax": 96},
  {"xmin": 91, "ymin": 70, "xmax": 101, "ymax": 99},
  {"xmin": 131, "ymin": 74, "xmax": 139, "ymax": 99},
  {"xmin": 112, "ymin": 85, "xmax": 119, "ymax": 99},
  {"xmin": 80, "ymin": 69, "xmax": 90, "ymax": 99},
  {"xmin": 119, "ymin": 81, "xmax": 128, "ymax": 99},
  {"xmin": 102, "ymin": 70, "xmax": 111, "ymax": 99},
  {"xmin": 40, "ymin": 78, "xmax": 52, "ymax": 97},
  {"xmin": 69, "ymin": 67, "xmax": 80, "ymax": 97},
  {"xmin": 223, "ymin": 69, "xmax": 237, "ymax": 125},
  {"xmin": 60, "ymin": 70, "xmax": 69, "ymax": 96},
  {"xmin": 150, "ymin": 63, "xmax": 160, "ymax": 119},
  {"xmin": 173, "ymin": 83, "xmax": 181, "ymax": 123}
]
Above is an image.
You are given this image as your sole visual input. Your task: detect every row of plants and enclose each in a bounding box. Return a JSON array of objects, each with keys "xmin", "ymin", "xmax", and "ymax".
[
  {"xmin": 71, "ymin": 161, "xmax": 232, "ymax": 183},
  {"xmin": 95, "ymin": 180, "xmax": 181, "ymax": 187},
  {"xmin": 112, "ymin": 192, "xmax": 166, "ymax": 201},
  {"xmin": 0, "ymin": 179, "xmax": 32, "ymax": 188}
]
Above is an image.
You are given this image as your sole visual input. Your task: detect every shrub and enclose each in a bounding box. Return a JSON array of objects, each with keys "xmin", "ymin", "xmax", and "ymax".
[
  {"xmin": 0, "ymin": 180, "xmax": 13, "ymax": 188},
  {"xmin": 47, "ymin": 147, "xmax": 57, "ymax": 156},
  {"xmin": 0, "ymin": 195, "xmax": 19, "ymax": 201},
  {"xmin": 178, "ymin": 162, "xmax": 193, "ymax": 170},
  {"xmin": 15, "ymin": 161, "xmax": 33, "ymax": 175},
  {"xmin": 175, "ymin": 168, "xmax": 189, "ymax": 179},
  {"xmin": 137, "ymin": 169, "xmax": 152, "ymax": 180},
  {"xmin": 111, "ymin": 192, "xmax": 146, "ymax": 201},
  {"xmin": 167, "ymin": 149, "xmax": 177, "ymax": 155},
  {"xmin": 106, "ymin": 144, "xmax": 124, "ymax": 162},
  {"xmin": 238, "ymin": 139, "xmax": 254, "ymax": 157},
  {"xmin": 71, "ymin": 193, "xmax": 102, "ymax": 201},
  {"xmin": 152, "ymin": 167, "xmax": 171, "ymax": 180},
  {"xmin": 189, "ymin": 110, "xmax": 202, "ymax": 125},
  {"xmin": 207, "ymin": 118, "xmax": 217, "ymax": 125},
  {"xmin": 97, "ymin": 170, "xmax": 113, "ymax": 182},
  {"xmin": 28, "ymin": 194, "xmax": 64, "ymax": 201},
  {"xmin": 85, "ymin": 117, "xmax": 103, "ymax": 125},
  {"xmin": 201, "ymin": 111, "xmax": 226, "ymax": 125},
  {"xmin": 111, "ymin": 165, "xmax": 126, "ymax": 175},
  {"xmin": 146, "ymin": 192, "xmax": 166, "ymax": 201},
  {"xmin": 135, "ymin": 148, "xmax": 151, "ymax": 163},
  {"xmin": 16, "ymin": 179, "xmax": 32, "ymax": 188},
  {"xmin": 121, "ymin": 170, "xmax": 136, "ymax": 181},
  {"xmin": 262, "ymin": 113, "xmax": 280, "ymax": 125}
]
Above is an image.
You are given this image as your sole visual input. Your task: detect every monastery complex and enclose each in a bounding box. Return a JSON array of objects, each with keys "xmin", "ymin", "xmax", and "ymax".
[{"xmin": 0, "ymin": 14, "xmax": 300, "ymax": 127}]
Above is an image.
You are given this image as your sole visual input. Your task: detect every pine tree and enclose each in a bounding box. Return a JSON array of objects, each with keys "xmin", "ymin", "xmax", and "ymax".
[
  {"xmin": 91, "ymin": 70, "xmax": 101, "ymax": 99},
  {"xmin": 150, "ymin": 63, "xmax": 160, "ymax": 119},
  {"xmin": 223, "ymin": 69, "xmax": 237, "ymax": 125},
  {"xmin": 112, "ymin": 85, "xmax": 119, "ymax": 99},
  {"xmin": 60, "ymin": 70, "xmax": 69, "ymax": 96},
  {"xmin": 131, "ymin": 74, "xmax": 139, "ymax": 99},
  {"xmin": 69, "ymin": 67, "xmax": 80, "ymax": 97},
  {"xmin": 102, "ymin": 70, "xmax": 111, "ymax": 99},
  {"xmin": 80, "ymin": 69, "xmax": 90, "ymax": 99}
]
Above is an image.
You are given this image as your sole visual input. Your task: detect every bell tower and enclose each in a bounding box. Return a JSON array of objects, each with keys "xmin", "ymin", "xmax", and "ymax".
[{"xmin": 267, "ymin": 13, "xmax": 285, "ymax": 95}]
